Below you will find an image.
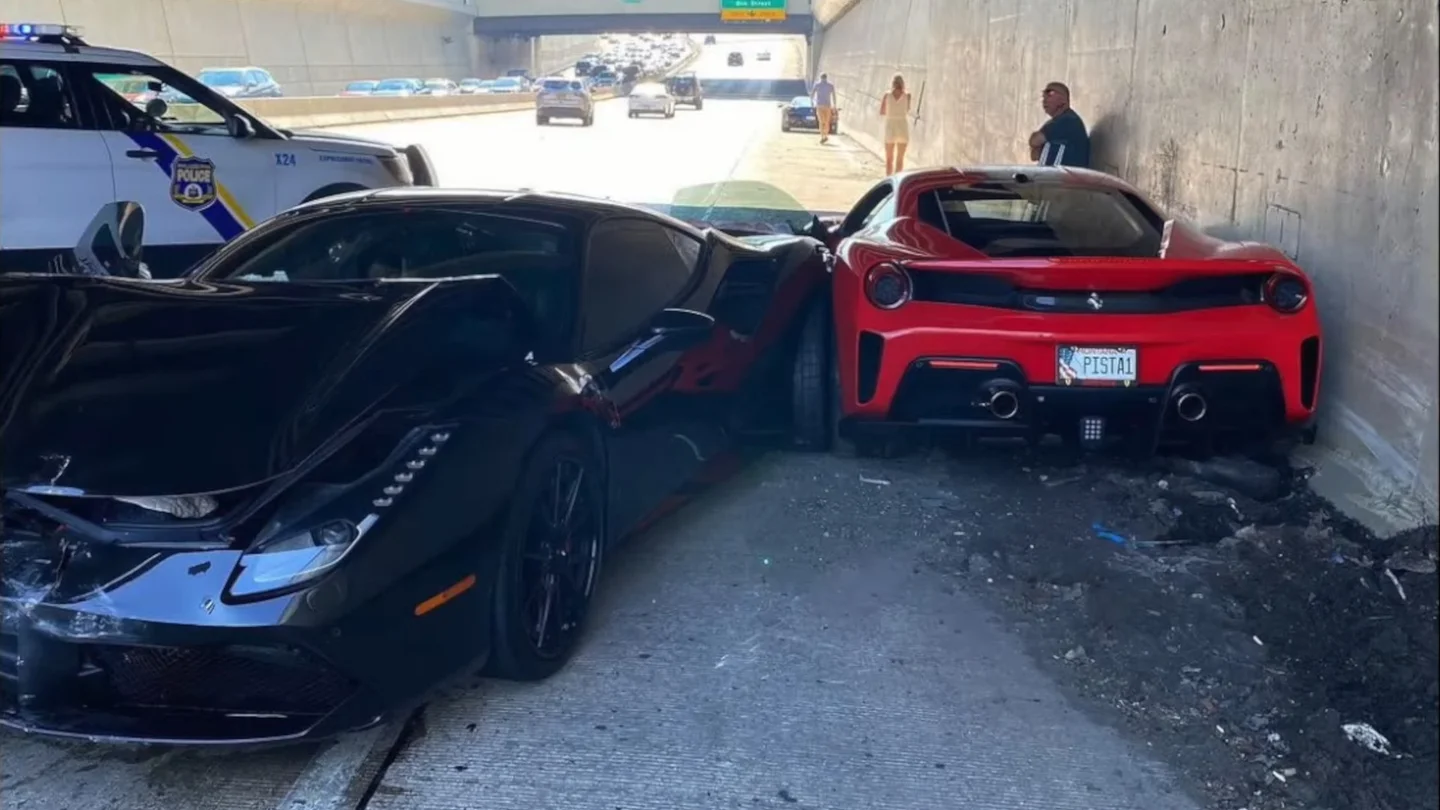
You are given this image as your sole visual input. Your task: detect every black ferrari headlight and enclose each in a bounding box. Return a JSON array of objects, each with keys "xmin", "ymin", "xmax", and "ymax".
[{"xmin": 224, "ymin": 426, "xmax": 454, "ymax": 601}]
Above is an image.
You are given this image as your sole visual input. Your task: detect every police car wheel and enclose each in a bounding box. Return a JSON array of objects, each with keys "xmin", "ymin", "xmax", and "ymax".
[{"xmin": 537, "ymin": 114, "xmax": 549, "ymax": 125}]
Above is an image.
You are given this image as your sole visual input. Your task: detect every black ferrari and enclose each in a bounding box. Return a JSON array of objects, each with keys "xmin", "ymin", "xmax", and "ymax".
[
  {"xmin": 781, "ymin": 96, "xmax": 838, "ymax": 134},
  {"xmin": 0, "ymin": 188, "xmax": 833, "ymax": 745}
]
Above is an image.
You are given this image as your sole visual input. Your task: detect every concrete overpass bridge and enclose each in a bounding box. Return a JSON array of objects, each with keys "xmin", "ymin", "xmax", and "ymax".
[{"xmin": 466, "ymin": 0, "xmax": 815, "ymax": 37}]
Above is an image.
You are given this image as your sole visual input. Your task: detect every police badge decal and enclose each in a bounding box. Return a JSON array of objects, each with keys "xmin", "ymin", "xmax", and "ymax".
[{"xmin": 170, "ymin": 156, "xmax": 218, "ymax": 211}]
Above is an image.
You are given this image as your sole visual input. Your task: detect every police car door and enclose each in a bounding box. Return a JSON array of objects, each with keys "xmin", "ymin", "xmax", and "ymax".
[
  {"xmin": 0, "ymin": 56, "xmax": 116, "ymax": 272},
  {"xmin": 75, "ymin": 61, "xmax": 276, "ymax": 276}
]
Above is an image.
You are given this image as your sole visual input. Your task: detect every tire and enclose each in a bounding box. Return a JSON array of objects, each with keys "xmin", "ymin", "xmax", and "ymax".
[
  {"xmin": 483, "ymin": 431, "xmax": 606, "ymax": 682},
  {"xmin": 791, "ymin": 294, "xmax": 833, "ymax": 451},
  {"xmin": 303, "ymin": 183, "xmax": 366, "ymax": 203},
  {"xmin": 695, "ymin": 100, "xmax": 703, "ymax": 110},
  {"xmin": 781, "ymin": 121, "xmax": 791, "ymax": 132},
  {"xmin": 537, "ymin": 114, "xmax": 548, "ymax": 125}
]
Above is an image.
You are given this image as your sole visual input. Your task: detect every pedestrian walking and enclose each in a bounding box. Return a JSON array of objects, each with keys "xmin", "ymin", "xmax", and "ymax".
[
  {"xmin": 1027, "ymin": 81, "xmax": 1091, "ymax": 167},
  {"xmin": 880, "ymin": 73, "xmax": 911, "ymax": 175},
  {"xmin": 812, "ymin": 72, "xmax": 837, "ymax": 144}
]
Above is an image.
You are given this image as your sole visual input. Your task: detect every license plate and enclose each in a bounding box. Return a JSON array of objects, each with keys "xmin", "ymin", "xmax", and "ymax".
[{"xmin": 1057, "ymin": 346, "xmax": 1137, "ymax": 386}]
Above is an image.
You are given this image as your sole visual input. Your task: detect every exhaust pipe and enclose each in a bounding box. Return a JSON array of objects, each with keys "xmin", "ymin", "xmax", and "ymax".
[
  {"xmin": 987, "ymin": 388, "xmax": 1020, "ymax": 420},
  {"xmin": 1175, "ymin": 390, "xmax": 1207, "ymax": 422}
]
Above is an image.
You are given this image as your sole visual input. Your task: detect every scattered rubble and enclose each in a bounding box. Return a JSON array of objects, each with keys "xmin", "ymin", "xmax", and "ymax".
[{"xmin": 931, "ymin": 448, "xmax": 1438, "ymax": 810}]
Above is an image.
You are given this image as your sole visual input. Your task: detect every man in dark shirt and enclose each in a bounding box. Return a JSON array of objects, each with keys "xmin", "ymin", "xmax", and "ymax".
[{"xmin": 1028, "ymin": 81, "xmax": 1091, "ymax": 168}]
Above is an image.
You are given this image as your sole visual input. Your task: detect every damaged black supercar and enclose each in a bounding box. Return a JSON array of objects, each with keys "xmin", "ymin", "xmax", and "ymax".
[{"xmin": 0, "ymin": 188, "xmax": 835, "ymax": 744}]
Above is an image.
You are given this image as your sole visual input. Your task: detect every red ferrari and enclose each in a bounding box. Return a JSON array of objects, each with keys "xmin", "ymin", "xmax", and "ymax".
[{"xmin": 790, "ymin": 166, "xmax": 1322, "ymax": 455}]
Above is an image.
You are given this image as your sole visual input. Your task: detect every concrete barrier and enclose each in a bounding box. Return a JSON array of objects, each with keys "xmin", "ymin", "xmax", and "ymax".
[
  {"xmin": 223, "ymin": 90, "xmax": 619, "ymax": 129},
  {"xmin": 211, "ymin": 36, "xmax": 699, "ymax": 130}
]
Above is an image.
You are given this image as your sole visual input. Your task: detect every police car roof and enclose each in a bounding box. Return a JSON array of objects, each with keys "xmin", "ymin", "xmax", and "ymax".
[{"xmin": 0, "ymin": 38, "xmax": 160, "ymax": 65}]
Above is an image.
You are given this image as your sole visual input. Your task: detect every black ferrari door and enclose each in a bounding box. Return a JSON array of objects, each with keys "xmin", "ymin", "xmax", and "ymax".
[{"xmin": 580, "ymin": 217, "xmax": 717, "ymax": 539}]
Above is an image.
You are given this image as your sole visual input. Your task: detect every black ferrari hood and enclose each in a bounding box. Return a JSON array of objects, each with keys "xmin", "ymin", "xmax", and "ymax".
[{"xmin": 0, "ymin": 275, "xmax": 528, "ymax": 496}]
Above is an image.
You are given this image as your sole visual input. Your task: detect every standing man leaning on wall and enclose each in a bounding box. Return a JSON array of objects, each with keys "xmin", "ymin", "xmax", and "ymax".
[{"xmin": 1028, "ymin": 82, "xmax": 1091, "ymax": 168}]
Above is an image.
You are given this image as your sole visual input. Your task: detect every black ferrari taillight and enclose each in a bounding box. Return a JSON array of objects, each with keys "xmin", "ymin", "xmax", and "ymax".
[{"xmin": 865, "ymin": 262, "xmax": 912, "ymax": 309}]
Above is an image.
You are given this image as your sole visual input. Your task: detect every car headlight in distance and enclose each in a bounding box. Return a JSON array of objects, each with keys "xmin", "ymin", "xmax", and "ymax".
[
  {"xmin": 865, "ymin": 262, "xmax": 912, "ymax": 309},
  {"xmin": 225, "ymin": 427, "xmax": 454, "ymax": 601},
  {"xmin": 1264, "ymin": 271, "xmax": 1309, "ymax": 313},
  {"xmin": 379, "ymin": 152, "xmax": 414, "ymax": 186}
]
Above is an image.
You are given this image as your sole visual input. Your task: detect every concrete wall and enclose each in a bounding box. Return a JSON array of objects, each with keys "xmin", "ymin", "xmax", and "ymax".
[
  {"xmin": 9, "ymin": 0, "xmax": 596, "ymax": 94},
  {"xmin": 816, "ymin": 0, "xmax": 1439, "ymax": 534},
  {"xmin": 532, "ymin": 34, "xmax": 600, "ymax": 76}
]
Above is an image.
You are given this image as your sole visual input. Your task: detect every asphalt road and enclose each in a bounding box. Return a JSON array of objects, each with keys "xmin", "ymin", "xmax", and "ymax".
[{"xmin": 1, "ymin": 35, "xmax": 1208, "ymax": 810}]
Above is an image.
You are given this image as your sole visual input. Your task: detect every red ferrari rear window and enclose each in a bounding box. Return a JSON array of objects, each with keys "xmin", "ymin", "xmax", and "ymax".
[{"xmin": 919, "ymin": 184, "xmax": 1166, "ymax": 258}]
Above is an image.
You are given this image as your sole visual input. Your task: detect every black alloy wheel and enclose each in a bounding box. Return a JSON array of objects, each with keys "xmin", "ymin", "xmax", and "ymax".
[{"xmin": 485, "ymin": 433, "xmax": 604, "ymax": 681}]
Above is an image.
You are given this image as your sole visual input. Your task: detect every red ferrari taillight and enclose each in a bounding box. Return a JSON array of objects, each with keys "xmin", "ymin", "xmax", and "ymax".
[
  {"xmin": 1263, "ymin": 271, "xmax": 1309, "ymax": 314},
  {"xmin": 865, "ymin": 262, "xmax": 912, "ymax": 309}
]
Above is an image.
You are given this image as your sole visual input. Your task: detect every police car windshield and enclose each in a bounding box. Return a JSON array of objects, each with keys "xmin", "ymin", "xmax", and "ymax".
[
  {"xmin": 199, "ymin": 70, "xmax": 246, "ymax": 87},
  {"xmin": 790, "ymin": 97, "xmax": 812, "ymax": 107}
]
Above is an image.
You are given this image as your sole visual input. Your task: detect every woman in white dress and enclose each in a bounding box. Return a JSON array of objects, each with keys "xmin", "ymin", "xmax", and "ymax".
[{"xmin": 879, "ymin": 73, "xmax": 911, "ymax": 175}]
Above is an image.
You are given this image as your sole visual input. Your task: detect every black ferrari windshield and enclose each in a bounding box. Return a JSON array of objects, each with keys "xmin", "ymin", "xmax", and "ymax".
[
  {"xmin": 203, "ymin": 209, "xmax": 578, "ymax": 283},
  {"xmin": 922, "ymin": 184, "xmax": 1166, "ymax": 258}
]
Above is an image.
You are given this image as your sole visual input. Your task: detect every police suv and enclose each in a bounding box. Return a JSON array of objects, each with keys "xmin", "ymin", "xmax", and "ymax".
[{"xmin": 0, "ymin": 23, "xmax": 437, "ymax": 277}]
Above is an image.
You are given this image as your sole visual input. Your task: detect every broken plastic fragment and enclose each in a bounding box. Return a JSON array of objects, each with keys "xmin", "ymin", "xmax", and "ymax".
[
  {"xmin": 114, "ymin": 495, "xmax": 219, "ymax": 518},
  {"xmin": 1342, "ymin": 722, "xmax": 1399, "ymax": 757}
]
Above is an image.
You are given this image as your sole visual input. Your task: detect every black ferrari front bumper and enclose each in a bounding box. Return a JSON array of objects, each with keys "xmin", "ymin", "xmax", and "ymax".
[
  {"xmin": 0, "ymin": 529, "xmax": 496, "ymax": 746},
  {"xmin": 849, "ymin": 358, "xmax": 1314, "ymax": 452}
]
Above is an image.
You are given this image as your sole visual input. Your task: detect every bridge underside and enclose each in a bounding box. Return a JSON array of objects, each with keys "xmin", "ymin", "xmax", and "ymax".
[{"xmin": 473, "ymin": 13, "xmax": 815, "ymax": 37}]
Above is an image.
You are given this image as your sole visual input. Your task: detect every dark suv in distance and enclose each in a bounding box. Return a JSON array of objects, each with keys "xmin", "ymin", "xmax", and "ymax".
[
  {"xmin": 727, "ymin": 51, "xmax": 744, "ymax": 67},
  {"xmin": 666, "ymin": 73, "xmax": 703, "ymax": 109},
  {"xmin": 704, "ymin": 34, "xmax": 717, "ymax": 44}
]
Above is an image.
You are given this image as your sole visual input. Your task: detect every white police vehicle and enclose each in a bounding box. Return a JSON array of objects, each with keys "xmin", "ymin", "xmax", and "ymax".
[{"xmin": 0, "ymin": 23, "xmax": 437, "ymax": 277}]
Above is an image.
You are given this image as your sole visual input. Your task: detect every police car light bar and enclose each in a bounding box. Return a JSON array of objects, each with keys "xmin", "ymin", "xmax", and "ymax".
[{"xmin": 0, "ymin": 22, "xmax": 84, "ymax": 41}]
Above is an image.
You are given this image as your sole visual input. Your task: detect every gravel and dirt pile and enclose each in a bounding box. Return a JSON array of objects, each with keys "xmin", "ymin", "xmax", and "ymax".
[{"xmin": 921, "ymin": 445, "xmax": 1437, "ymax": 810}]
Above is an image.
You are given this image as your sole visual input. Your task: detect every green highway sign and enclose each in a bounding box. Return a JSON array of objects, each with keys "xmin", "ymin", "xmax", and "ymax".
[{"xmin": 720, "ymin": 0, "xmax": 786, "ymax": 21}]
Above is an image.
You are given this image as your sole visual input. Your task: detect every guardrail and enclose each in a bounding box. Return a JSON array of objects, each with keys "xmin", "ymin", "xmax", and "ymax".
[
  {"xmin": 214, "ymin": 39, "xmax": 700, "ymax": 130},
  {"xmin": 226, "ymin": 91, "xmax": 612, "ymax": 129}
]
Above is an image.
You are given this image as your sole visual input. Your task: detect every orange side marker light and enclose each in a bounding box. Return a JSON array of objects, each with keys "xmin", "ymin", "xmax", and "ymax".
[{"xmin": 415, "ymin": 574, "xmax": 477, "ymax": 616}]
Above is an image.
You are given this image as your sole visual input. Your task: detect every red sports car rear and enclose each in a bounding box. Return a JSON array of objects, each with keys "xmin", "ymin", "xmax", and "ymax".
[{"xmin": 793, "ymin": 166, "xmax": 1322, "ymax": 455}]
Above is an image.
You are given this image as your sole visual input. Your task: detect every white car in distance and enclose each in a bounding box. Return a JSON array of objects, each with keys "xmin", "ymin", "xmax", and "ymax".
[{"xmin": 628, "ymin": 82, "xmax": 675, "ymax": 118}]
